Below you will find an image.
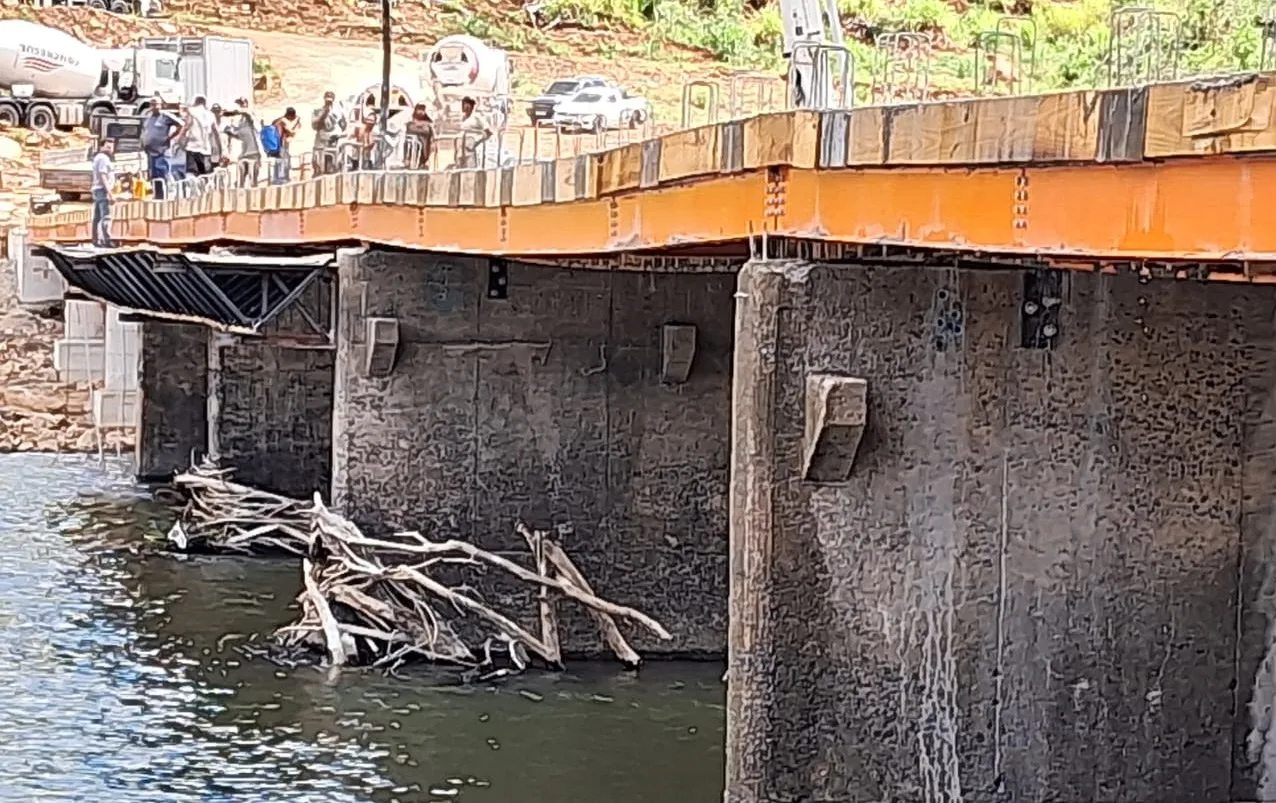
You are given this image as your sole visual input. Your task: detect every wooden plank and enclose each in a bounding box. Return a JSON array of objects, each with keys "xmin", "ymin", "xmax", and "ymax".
[
  {"xmin": 554, "ymin": 154, "xmax": 597, "ymax": 202},
  {"xmin": 553, "ymin": 155, "xmax": 575, "ymax": 202},
  {"xmin": 426, "ymin": 172, "xmax": 453, "ymax": 205},
  {"xmin": 338, "ymin": 173, "xmax": 357, "ymax": 204},
  {"xmin": 743, "ymin": 111, "xmax": 820, "ymax": 170},
  {"xmin": 379, "ymin": 173, "xmax": 403, "ymax": 205},
  {"xmin": 319, "ymin": 174, "xmax": 339, "ymax": 206},
  {"xmin": 969, "ymin": 96, "xmax": 1033, "ymax": 162},
  {"xmin": 1145, "ymin": 74, "xmax": 1276, "ymax": 158},
  {"xmin": 302, "ymin": 179, "xmax": 319, "ymax": 208},
  {"xmin": 883, "ymin": 100, "xmax": 977, "ymax": 164},
  {"xmin": 511, "ymin": 162, "xmax": 542, "ymax": 206},
  {"xmin": 1184, "ymin": 77, "xmax": 1259, "ymax": 136},
  {"xmin": 482, "ymin": 169, "xmax": 502, "ymax": 207},
  {"xmin": 845, "ymin": 106, "xmax": 885, "ymax": 165},
  {"xmin": 597, "ymin": 141, "xmax": 644, "ymax": 195},
  {"xmin": 355, "ymin": 174, "xmax": 375, "ymax": 206},
  {"xmin": 403, "ymin": 173, "xmax": 429, "ymax": 205},
  {"xmin": 657, "ymin": 125, "xmax": 719, "ymax": 182},
  {"xmin": 1096, "ymin": 87, "xmax": 1146, "ymax": 163}
]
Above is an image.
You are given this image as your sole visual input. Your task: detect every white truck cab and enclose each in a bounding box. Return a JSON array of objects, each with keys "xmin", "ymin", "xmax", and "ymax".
[{"xmin": 99, "ymin": 48, "xmax": 184, "ymax": 107}]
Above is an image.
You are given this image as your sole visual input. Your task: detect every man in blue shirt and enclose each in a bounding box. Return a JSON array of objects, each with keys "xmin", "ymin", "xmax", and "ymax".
[
  {"xmin": 90, "ymin": 138, "xmax": 116, "ymax": 248},
  {"xmin": 141, "ymin": 97, "xmax": 181, "ymax": 199}
]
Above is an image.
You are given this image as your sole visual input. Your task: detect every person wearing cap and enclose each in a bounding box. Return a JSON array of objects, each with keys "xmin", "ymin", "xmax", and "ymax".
[
  {"xmin": 457, "ymin": 96, "xmax": 492, "ymax": 169},
  {"xmin": 311, "ymin": 91, "xmax": 347, "ymax": 176}
]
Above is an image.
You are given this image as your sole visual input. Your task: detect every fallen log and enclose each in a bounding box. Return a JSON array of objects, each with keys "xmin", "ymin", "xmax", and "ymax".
[{"xmin": 168, "ymin": 460, "xmax": 670, "ymax": 671}]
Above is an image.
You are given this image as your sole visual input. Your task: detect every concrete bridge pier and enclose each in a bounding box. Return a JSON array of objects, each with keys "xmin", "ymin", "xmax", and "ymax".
[
  {"xmin": 136, "ymin": 321, "xmax": 334, "ymax": 497},
  {"xmin": 726, "ymin": 258, "xmax": 1276, "ymax": 803},
  {"xmin": 328, "ymin": 247, "xmax": 736, "ymax": 656}
]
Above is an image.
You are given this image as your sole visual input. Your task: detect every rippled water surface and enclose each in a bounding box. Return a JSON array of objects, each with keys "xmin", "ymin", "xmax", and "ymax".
[{"xmin": 0, "ymin": 455, "xmax": 725, "ymax": 802}]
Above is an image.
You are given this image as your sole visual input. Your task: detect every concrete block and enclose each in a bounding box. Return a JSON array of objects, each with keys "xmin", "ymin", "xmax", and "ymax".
[
  {"xmin": 104, "ymin": 305, "xmax": 142, "ymax": 391},
  {"xmin": 64, "ymin": 299, "xmax": 106, "ymax": 340},
  {"xmin": 92, "ymin": 388, "xmax": 139, "ymax": 429},
  {"xmin": 53, "ymin": 338, "xmax": 105, "ymax": 383},
  {"xmin": 10, "ymin": 228, "xmax": 66, "ymax": 306},
  {"xmin": 660, "ymin": 323, "xmax": 698, "ymax": 384},
  {"xmin": 802, "ymin": 373, "xmax": 867, "ymax": 482},
  {"xmin": 363, "ymin": 317, "xmax": 400, "ymax": 377}
]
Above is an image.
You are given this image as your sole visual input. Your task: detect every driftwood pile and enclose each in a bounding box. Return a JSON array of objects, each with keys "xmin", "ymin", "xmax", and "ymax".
[{"xmin": 168, "ymin": 462, "xmax": 669, "ymax": 672}]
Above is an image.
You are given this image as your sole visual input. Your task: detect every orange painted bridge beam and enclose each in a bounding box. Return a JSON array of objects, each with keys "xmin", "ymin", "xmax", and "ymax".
[
  {"xmin": 28, "ymin": 74, "xmax": 1276, "ymax": 264},
  {"xmin": 30, "ymin": 159, "xmax": 1276, "ymax": 263}
]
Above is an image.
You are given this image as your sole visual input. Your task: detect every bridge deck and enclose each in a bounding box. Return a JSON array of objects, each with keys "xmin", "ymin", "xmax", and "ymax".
[{"xmin": 28, "ymin": 74, "xmax": 1276, "ymax": 268}]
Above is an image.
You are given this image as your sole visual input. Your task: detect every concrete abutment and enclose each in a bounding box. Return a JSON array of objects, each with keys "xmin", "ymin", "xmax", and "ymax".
[{"xmin": 132, "ymin": 248, "xmax": 1276, "ymax": 800}]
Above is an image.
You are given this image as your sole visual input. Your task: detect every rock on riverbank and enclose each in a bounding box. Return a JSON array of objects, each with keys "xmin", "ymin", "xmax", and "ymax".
[{"xmin": 0, "ymin": 255, "xmax": 134, "ymax": 455}]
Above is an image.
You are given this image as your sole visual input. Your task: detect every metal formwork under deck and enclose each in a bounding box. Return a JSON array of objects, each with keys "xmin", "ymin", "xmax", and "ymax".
[{"xmin": 34, "ymin": 246, "xmax": 336, "ymax": 343}]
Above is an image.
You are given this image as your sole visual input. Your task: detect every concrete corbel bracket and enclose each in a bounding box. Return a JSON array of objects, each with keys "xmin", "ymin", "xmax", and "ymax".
[
  {"xmin": 661, "ymin": 323, "xmax": 697, "ymax": 384},
  {"xmin": 363, "ymin": 317, "xmax": 400, "ymax": 378},
  {"xmin": 803, "ymin": 373, "xmax": 868, "ymax": 483}
]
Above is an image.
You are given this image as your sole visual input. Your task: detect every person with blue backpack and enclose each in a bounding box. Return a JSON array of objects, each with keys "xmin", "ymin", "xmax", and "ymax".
[{"xmin": 266, "ymin": 108, "xmax": 301, "ymax": 185}]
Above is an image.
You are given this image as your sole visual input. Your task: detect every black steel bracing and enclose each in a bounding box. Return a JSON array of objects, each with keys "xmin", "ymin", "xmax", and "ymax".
[{"xmin": 35, "ymin": 246, "xmax": 333, "ymax": 337}]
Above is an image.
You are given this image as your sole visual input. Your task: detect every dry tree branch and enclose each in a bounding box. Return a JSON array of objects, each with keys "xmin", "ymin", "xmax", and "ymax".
[{"xmin": 168, "ymin": 459, "xmax": 671, "ymax": 671}]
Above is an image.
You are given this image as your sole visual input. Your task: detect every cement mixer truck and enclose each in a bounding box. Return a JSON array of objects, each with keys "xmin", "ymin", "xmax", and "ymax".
[
  {"xmin": 422, "ymin": 34, "xmax": 512, "ymax": 134},
  {"xmin": 0, "ymin": 21, "xmax": 252, "ymax": 132}
]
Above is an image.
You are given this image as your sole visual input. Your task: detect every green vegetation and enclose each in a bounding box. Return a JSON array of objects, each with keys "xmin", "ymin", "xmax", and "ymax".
[{"xmin": 485, "ymin": 0, "xmax": 1276, "ymax": 94}]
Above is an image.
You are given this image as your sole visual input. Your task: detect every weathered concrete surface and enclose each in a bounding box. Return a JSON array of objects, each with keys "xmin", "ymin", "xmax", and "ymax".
[
  {"xmin": 332, "ymin": 248, "xmax": 733, "ymax": 655},
  {"xmin": 213, "ymin": 338, "xmax": 334, "ymax": 498},
  {"xmin": 136, "ymin": 321, "xmax": 207, "ymax": 480},
  {"xmin": 727, "ymin": 259, "xmax": 1276, "ymax": 803},
  {"xmin": 137, "ymin": 322, "xmax": 334, "ymax": 493}
]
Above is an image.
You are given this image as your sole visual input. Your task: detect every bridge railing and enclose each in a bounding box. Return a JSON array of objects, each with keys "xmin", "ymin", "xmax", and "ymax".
[
  {"xmin": 38, "ymin": 21, "xmax": 1276, "ymax": 240},
  {"xmin": 109, "ymin": 9, "xmax": 1186, "ymax": 210}
]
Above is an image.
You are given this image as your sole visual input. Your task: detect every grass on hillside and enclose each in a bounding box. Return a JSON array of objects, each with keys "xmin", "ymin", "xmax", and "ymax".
[{"xmin": 461, "ymin": 0, "xmax": 1276, "ymax": 97}]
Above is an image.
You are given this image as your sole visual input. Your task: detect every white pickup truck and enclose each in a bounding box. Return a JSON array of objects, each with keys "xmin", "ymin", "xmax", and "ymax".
[{"xmin": 551, "ymin": 86, "xmax": 649, "ymax": 133}]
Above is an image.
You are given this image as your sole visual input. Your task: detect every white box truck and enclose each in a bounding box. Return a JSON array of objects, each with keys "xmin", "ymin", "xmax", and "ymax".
[{"xmin": 140, "ymin": 35, "xmax": 255, "ymax": 110}]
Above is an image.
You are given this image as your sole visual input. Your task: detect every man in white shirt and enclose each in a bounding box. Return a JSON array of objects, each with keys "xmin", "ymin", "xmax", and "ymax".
[
  {"xmin": 90, "ymin": 138, "xmax": 116, "ymax": 248},
  {"xmin": 184, "ymin": 95, "xmax": 220, "ymax": 177}
]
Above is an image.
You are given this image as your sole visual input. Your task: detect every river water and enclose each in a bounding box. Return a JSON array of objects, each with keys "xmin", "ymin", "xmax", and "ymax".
[{"xmin": 0, "ymin": 455, "xmax": 725, "ymax": 803}]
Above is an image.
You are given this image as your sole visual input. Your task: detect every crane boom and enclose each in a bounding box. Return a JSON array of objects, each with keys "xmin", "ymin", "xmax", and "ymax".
[{"xmin": 778, "ymin": 0, "xmax": 849, "ymax": 108}]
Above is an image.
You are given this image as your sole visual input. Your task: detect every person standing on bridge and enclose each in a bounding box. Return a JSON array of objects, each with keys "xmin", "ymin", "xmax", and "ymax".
[
  {"xmin": 311, "ymin": 91, "xmax": 347, "ymax": 176},
  {"xmin": 457, "ymin": 96, "xmax": 492, "ymax": 169},
  {"xmin": 166, "ymin": 103, "xmax": 191, "ymax": 193},
  {"xmin": 141, "ymin": 97, "xmax": 181, "ymax": 200},
  {"xmin": 184, "ymin": 96, "xmax": 220, "ymax": 178},
  {"xmin": 224, "ymin": 97, "xmax": 262, "ymax": 187},
  {"xmin": 404, "ymin": 104, "xmax": 435, "ymax": 170},
  {"xmin": 269, "ymin": 107, "xmax": 302, "ymax": 185},
  {"xmin": 90, "ymin": 138, "xmax": 116, "ymax": 249}
]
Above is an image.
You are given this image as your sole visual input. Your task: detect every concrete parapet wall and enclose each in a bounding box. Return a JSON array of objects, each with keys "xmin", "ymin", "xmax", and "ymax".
[
  {"xmin": 332, "ymin": 248, "xmax": 734, "ymax": 655},
  {"xmin": 727, "ymin": 259, "xmax": 1276, "ymax": 803}
]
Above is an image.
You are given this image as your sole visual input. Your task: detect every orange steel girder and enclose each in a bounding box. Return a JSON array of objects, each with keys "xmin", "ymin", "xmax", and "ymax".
[{"xmin": 32, "ymin": 157, "xmax": 1276, "ymax": 262}]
